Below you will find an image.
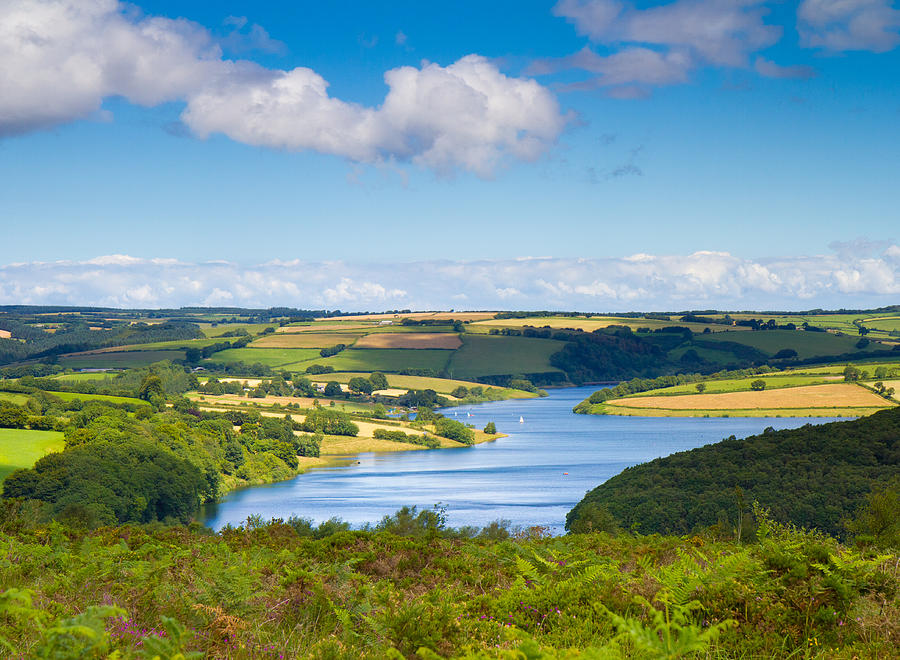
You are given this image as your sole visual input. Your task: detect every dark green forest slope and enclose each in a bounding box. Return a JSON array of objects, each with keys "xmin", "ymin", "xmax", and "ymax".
[{"xmin": 567, "ymin": 407, "xmax": 900, "ymax": 537}]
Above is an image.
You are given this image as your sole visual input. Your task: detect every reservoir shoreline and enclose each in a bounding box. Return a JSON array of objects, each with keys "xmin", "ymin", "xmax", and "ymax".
[{"xmin": 202, "ymin": 386, "xmax": 842, "ymax": 534}]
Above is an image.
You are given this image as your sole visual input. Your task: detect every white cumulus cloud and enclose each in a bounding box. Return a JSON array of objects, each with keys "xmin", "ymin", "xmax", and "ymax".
[
  {"xmin": 183, "ymin": 55, "xmax": 567, "ymax": 177},
  {"xmin": 0, "ymin": 0, "xmax": 567, "ymax": 176}
]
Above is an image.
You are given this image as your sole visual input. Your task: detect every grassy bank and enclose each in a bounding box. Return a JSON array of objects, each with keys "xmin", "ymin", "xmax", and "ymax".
[
  {"xmin": 579, "ymin": 364, "xmax": 900, "ymax": 418},
  {"xmin": 0, "ymin": 428, "xmax": 64, "ymax": 484}
]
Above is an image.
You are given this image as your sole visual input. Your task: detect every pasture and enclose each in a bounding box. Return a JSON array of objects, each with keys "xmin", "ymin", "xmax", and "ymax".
[
  {"xmin": 206, "ymin": 348, "xmax": 321, "ymax": 367},
  {"xmin": 864, "ymin": 316, "xmax": 900, "ymax": 332},
  {"xmin": 608, "ymin": 383, "xmax": 890, "ymax": 411},
  {"xmin": 2, "ymin": 389, "xmax": 147, "ymax": 406},
  {"xmin": 791, "ymin": 362, "xmax": 900, "ymax": 375},
  {"xmin": 699, "ymin": 329, "xmax": 867, "ymax": 358},
  {"xmin": 58, "ymin": 350, "xmax": 185, "ymax": 369},
  {"xmin": 0, "ymin": 428, "xmax": 65, "ymax": 484},
  {"xmin": 199, "ymin": 323, "xmax": 279, "ymax": 338},
  {"xmin": 0, "ymin": 392, "xmax": 30, "ymax": 405},
  {"xmin": 111, "ymin": 338, "xmax": 229, "ymax": 351},
  {"xmin": 285, "ymin": 349, "xmax": 452, "ymax": 374},
  {"xmin": 51, "ymin": 372, "xmax": 118, "ymax": 381},
  {"xmin": 48, "ymin": 391, "xmax": 148, "ymax": 406},
  {"xmin": 667, "ymin": 344, "xmax": 747, "ymax": 366},
  {"xmin": 446, "ymin": 334, "xmax": 564, "ymax": 379},
  {"xmin": 353, "ymin": 332, "xmax": 462, "ymax": 349},
  {"xmin": 249, "ymin": 333, "xmax": 363, "ymax": 349}
]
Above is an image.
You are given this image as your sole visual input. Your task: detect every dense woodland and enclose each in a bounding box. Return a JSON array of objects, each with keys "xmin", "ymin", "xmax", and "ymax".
[{"xmin": 567, "ymin": 407, "xmax": 900, "ymax": 540}]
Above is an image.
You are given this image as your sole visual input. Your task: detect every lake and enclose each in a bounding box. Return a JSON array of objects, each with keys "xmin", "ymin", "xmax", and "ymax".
[{"xmin": 202, "ymin": 386, "xmax": 842, "ymax": 534}]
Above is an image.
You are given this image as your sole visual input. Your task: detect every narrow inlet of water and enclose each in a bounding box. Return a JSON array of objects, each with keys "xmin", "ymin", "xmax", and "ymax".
[{"xmin": 202, "ymin": 386, "xmax": 842, "ymax": 534}]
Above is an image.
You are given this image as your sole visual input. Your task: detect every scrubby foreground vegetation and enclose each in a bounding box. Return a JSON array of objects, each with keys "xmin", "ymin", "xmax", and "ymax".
[{"xmin": 0, "ymin": 503, "xmax": 897, "ymax": 659}]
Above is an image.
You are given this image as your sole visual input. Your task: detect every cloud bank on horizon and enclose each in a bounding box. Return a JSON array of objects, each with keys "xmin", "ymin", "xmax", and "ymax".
[{"xmin": 2, "ymin": 248, "xmax": 898, "ymax": 311}]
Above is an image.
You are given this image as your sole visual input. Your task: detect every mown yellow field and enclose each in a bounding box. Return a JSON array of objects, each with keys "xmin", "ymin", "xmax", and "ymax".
[
  {"xmin": 372, "ymin": 388, "xmax": 408, "ymax": 397},
  {"xmin": 188, "ymin": 392, "xmax": 341, "ymax": 408},
  {"xmin": 469, "ymin": 316, "xmax": 747, "ymax": 333},
  {"xmin": 276, "ymin": 323, "xmax": 368, "ymax": 332},
  {"xmin": 210, "ymin": 377, "xmax": 262, "ymax": 386},
  {"xmin": 323, "ymin": 312, "xmax": 494, "ymax": 321},
  {"xmin": 0, "ymin": 330, "xmax": 11, "ymax": 339},
  {"xmin": 353, "ymin": 332, "xmax": 462, "ymax": 349},
  {"xmin": 320, "ymin": 436, "xmax": 425, "ymax": 455},
  {"xmin": 251, "ymin": 333, "xmax": 362, "ymax": 348},
  {"xmin": 608, "ymin": 383, "xmax": 890, "ymax": 410},
  {"xmin": 880, "ymin": 380, "xmax": 900, "ymax": 402}
]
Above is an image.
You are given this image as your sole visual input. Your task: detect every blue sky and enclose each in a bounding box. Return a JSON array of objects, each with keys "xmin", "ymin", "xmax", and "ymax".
[{"xmin": 1, "ymin": 0, "xmax": 899, "ymax": 309}]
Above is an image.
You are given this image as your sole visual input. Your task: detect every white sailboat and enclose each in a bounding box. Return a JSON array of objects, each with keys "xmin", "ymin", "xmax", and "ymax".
[{"xmin": 519, "ymin": 416, "xmax": 524, "ymax": 423}]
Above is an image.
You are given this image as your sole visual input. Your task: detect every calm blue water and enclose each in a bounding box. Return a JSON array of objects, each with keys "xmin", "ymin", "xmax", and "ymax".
[{"xmin": 202, "ymin": 386, "xmax": 841, "ymax": 534}]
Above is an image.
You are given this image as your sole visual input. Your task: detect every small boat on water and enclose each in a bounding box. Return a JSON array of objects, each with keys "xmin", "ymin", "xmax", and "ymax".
[
  {"xmin": 563, "ymin": 472, "xmax": 569, "ymax": 476},
  {"xmin": 519, "ymin": 416, "xmax": 524, "ymax": 423}
]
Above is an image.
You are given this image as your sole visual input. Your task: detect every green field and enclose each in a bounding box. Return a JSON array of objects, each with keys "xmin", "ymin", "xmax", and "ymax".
[
  {"xmin": 51, "ymin": 372, "xmax": 118, "ymax": 381},
  {"xmin": 0, "ymin": 392, "xmax": 30, "ymax": 405},
  {"xmin": 446, "ymin": 334, "xmax": 565, "ymax": 379},
  {"xmin": 0, "ymin": 428, "xmax": 65, "ymax": 484},
  {"xmin": 791, "ymin": 362, "xmax": 900, "ymax": 375},
  {"xmin": 285, "ymin": 349, "xmax": 453, "ymax": 374},
  {"xmin": 717, "ymin": 312, "xmax": 900, "ymax": 336},
  {"xmin": 1, "ymin": 389, "xmax": 146, "ymax": 406},
  {"xmin": 700, "ymin": 329, "xmax": 867, "ymax": 358},
  {"xmin": 58, "ymin": 350, "xmax": 185, "ymax": 369},
  {"xmin": 111, "ymin": 338, "xmax": 232, "ymax": 351},
  {"xmin": 864, "ymin": 316, "xmax": 900, "ymax": 332},
  {"xmin": 667, "ymin": 344, "xmax": 746, "ymax": 365},
  {"xmin": 205, "ymin": 347, "xmax": 322, "ymax": 367},
  {"xmin": 629, "ymin": 374, "xmax": 841, "ymax": 397},
  {"xmin": 48, "ymin": 391, "xmax": 148, "ymax": 406},
  {"xmin": 198, "ymin": 323, "xmax": 279, "ymax": 338}
]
